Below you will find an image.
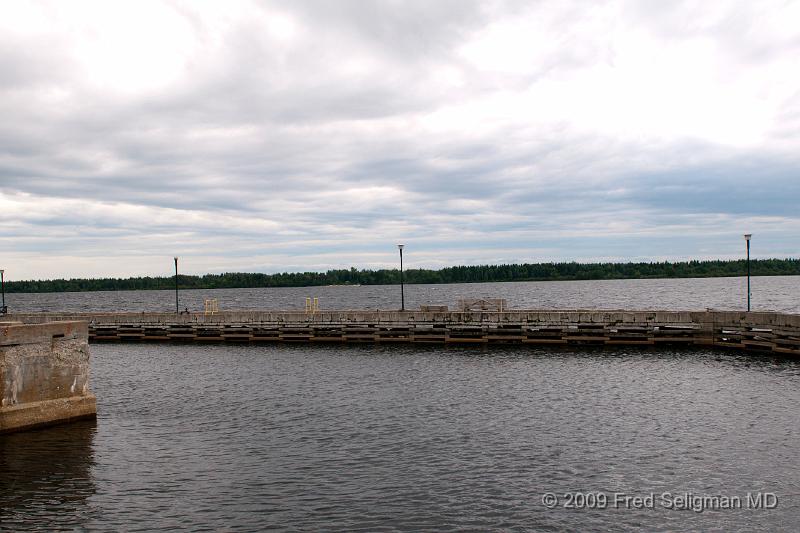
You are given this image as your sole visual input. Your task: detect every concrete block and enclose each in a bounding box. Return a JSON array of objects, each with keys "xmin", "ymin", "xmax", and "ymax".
[{"xmin": 0, "ymin": 321, "xmax": 96, "ymax": 433}]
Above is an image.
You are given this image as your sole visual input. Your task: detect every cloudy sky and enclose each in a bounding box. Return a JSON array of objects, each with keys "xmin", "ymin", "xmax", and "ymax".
[{"xmin": 1, "ymin": 0, "xmax": 799, "ymax": 280}]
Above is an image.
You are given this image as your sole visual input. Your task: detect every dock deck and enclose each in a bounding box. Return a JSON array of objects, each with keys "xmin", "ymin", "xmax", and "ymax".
[{"xmin": 7, "ymin": 309, "xmax": 800, "ymax": 356}]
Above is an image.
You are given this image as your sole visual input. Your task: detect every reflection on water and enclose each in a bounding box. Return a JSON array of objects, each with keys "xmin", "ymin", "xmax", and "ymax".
[
  {"xmin": 3, "ymin": 343, "xmax": 799, "ymax": 531},
  {"xmin": 0, "ymin": 419, "xmax": 98, "ymax": 530}
]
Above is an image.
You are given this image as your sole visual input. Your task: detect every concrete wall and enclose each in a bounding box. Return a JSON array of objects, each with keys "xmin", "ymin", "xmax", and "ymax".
[
  {"xmin": 6, "ymin": 310, "xmax": 800, "ymax": 355},
  {"xmin": 0, "ymin": 321, "xmax": 96, "ymax": 433},
  {"xmin": 8, "ymin": 309, "xmax": 800, "ymax": 328}
]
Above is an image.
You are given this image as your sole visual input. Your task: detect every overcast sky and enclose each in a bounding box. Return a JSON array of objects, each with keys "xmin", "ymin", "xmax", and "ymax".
[{"xmin": 1, "ymin": 0, "xmax": 799, "ymax": 280}]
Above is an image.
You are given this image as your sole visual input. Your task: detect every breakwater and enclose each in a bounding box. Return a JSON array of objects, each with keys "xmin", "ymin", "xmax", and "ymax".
[{"xmin": 7, "ymin": 310, "xmax": 800, "ymax": 356}]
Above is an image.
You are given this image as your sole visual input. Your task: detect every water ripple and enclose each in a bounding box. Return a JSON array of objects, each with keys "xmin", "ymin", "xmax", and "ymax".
[
  {"xmin": 2, "ymin": 343, "xmax": 799, "ymax": 531},
  {"xmin": 6, "ymin": 276, "xmax": 799, "ymax": 313}
]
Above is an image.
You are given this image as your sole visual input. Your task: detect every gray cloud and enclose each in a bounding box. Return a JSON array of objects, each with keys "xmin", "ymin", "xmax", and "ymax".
[{"xmin": 0, "ymin": 0, "xmax": 798, "ymax": 279}]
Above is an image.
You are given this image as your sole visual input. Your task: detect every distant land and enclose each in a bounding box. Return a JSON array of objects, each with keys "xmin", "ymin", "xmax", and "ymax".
[{"xmin": 4, "ymin": 259, "xmax": 799, "ymax": 293}]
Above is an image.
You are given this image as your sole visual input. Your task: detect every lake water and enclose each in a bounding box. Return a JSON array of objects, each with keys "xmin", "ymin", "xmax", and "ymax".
[
  {"xmin": 2, "ymin": 343, "xmax": 799, "ymax": 531},
  {"xmin": 2, "ymin": 278, "xmax": 800, "ymax": 531},
  {"xmin": 5, "ymin": 275, "xmax": 800, "ymax": 313}
]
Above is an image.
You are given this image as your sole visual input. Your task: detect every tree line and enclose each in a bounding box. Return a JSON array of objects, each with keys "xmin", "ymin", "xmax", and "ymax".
[{"xmin": 4, "ymin": 258, "xmax": 798, "ymax": 293}]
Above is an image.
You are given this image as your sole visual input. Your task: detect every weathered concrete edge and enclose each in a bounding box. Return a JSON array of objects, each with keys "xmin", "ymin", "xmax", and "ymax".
[
  {"xmin": 0, "ymin": 394, "xmax": 97, "ymax": 434},
  {"xmin": 0, "ymin": 320, "xmax": 87, "ymax": 346},
  {"xmin": 7, "ymin": 310, "xmax": 800, "ymax": 327}
]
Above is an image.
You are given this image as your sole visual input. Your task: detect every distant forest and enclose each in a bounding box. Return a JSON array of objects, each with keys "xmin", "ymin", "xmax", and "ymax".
[{"xmin": 4, "ymin": 258, "xmax": 798, "ymax": 294}]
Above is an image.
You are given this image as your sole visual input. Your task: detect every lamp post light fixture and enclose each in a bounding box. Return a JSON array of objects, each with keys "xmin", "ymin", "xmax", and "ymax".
[
  {"xmin": 397, "ymin": 244, "xmax": 405, "ymax": 311},
  {"xmin": 1, "ymin": 269, "xmax": 5, "ymax": 314},
  {"xmin": 744, "ymin": 234, "xmax": 752, "ymax": 312},
  {"xmin": 174, "ymin": 257, "xmax": 179, "ymax": 314}
]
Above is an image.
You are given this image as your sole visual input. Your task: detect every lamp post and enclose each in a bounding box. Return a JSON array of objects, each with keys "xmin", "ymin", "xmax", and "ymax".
[
  {"xmin": 744, "ymin": 234, "xmax": 751, "ymax": 312},
  {"xmin": 1, "ymin": 269, "xmax": 5, "ymax": 314},
  {"xmin": 174, "ymin": 257, "xmax": 179, "ymax": 314},
  {"xmin": 397, "ymin": 244, "xmax": 405, "ymax": 311}
]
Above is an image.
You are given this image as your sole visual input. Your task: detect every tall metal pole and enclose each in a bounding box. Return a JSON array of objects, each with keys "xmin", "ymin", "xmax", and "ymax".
[
  {"xmin": 744, "ymin": 234, "xmax": 751, "ymax": 312},
  {"xmin": 1, "ymin": 269, "xmax": 5, "ymax": 314},
  {"xmin": 398, "ymin": 244, "xmax": 405, "ymax": 311},
  {"xmin": 174, "ymin": 257, "xmax": 179, "ymax": 314}
]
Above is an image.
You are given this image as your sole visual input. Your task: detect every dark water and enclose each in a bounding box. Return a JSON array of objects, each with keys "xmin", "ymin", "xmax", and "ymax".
[
  {"xmin": 2, "ymin": 343, "xmax": 799, "ymax": 531},
  {"xmin": 6, "ymin": 275, "xmax": 800, "ymax": 313}
]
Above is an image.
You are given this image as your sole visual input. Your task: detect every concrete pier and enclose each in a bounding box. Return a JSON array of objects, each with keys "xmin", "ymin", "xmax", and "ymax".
[
  {"xmin": 7, "ymin": 310, "xmax": 800, "ymax": 357},
  {"xmin": 0, "ymin": 321, "xmax": 97, "ymax": 434}
]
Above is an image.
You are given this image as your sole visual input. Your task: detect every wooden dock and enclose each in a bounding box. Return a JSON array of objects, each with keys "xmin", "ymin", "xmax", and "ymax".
[{"xmin": 7, "ymin": 309, "xmax": 800, "ymax": 356}]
